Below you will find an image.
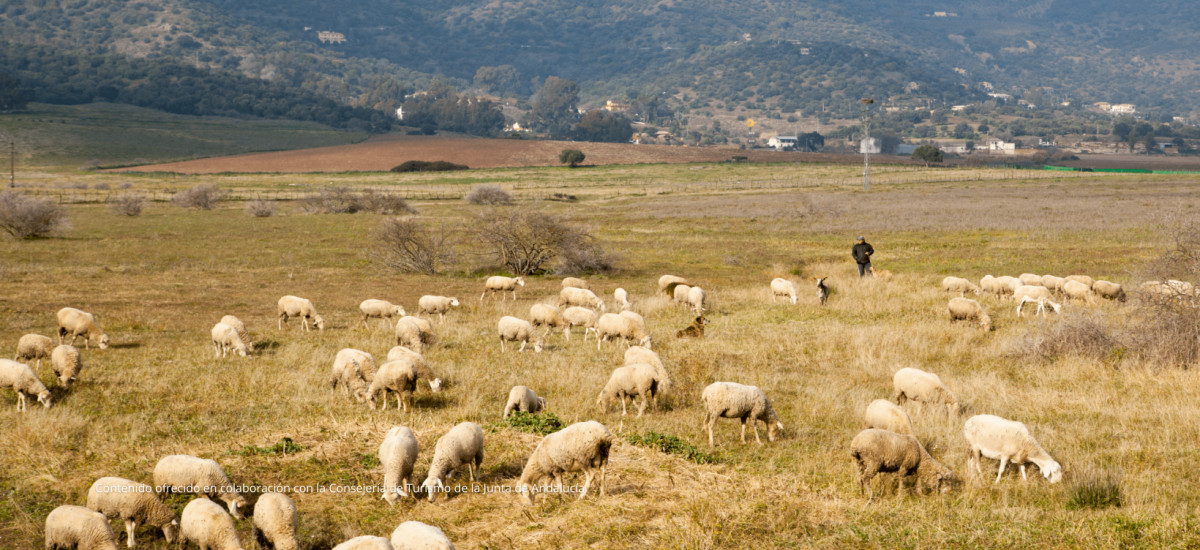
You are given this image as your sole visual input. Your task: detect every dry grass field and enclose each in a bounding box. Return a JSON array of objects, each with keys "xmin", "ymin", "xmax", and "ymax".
[{"xmin": 2, "ymin": 162, "xmax": 1200, "ymax": 549}]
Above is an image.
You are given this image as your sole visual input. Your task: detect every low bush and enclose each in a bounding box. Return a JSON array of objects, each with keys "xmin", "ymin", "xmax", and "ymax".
[
  {"xmin": 0, "ymin": 191, "xmax": 70, "ymax": 238},
  {"xmin": 390, "ymin": 160, "xmax": 468, "ymax": 172},
  {"xmin": 171, "ymin": 184, "xmax": 224, "ymax": 210},
  {"xmin": 109, "ymin": 194, "xmax": 144, "ymax": 217},
  {"xmin": 465, "ymin": 184, "xmax": 512, "ymax": 205}
]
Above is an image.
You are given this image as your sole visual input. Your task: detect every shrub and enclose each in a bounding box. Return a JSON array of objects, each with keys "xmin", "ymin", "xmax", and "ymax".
[
  {"xmin": 171, "ymin": 184, "xmax": 224, "ymax": 210},
  {"xmin": 625, "ymin": 431, "xmax": 719, "ymax": 464},
  {"xmin": 372, "ymin": 217, "xmax": 455, "ymax": 274},
  {"xmin": 1066, "ymin": 468, "xmax": 1123, "ymax": 510},
  {"xmin": 93, "ymin": 182, "xmax": 111, "ymax": 191},
  {"xmin": 559, "ymin": 148, "xmax": 586, "ymax": 168},
  {"xmin": 301, "ymin": 187, "xmax": 414, "ymax": 214},
  {"xmin": 245, "ymin": 200, "xmax": 276, "ymax": 218},
  {"xmin": 109, "ymin": 194, "xmax": 144, "ymax": 217},
  {"xmin": 465, "ymin": 184, "xmax": 513, "ymax": 205},
  {"xmin": 557, "ymin": 239, "xmax": 619, "ymax": 275},
  {"xmin": 473, "ymin": 208, "xmax": 610, "ymax": 275},
  {"xmin": 547, "ymin": 193, "xmax": 577, "ymax": 202},
  {"xmin": 390, "ymin": 160, "xmax": 468, "ymax": 172},
  {"xmin": 0, "ymin": 191, "xmax": 70, "ymax": 239},
  {"xmin": 502, "ymin": 411, "xmax": 565, "ymax": 435},
  {"xmin": 1010, "ymin": 311, "xmax": 1124, "ymax": 363},
  {"xmin": 359, "ymin": 189, "xmax": 415, "ymax": 215}
]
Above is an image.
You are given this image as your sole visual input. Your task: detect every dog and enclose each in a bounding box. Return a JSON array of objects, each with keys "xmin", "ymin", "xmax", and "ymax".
[
  {"xmin": 815, "ymin": 277, "xmax": 829, "ymax": 306},
  {"xmin": 676, "ymin": 315, "xmax": 709, "ymax": 338}
]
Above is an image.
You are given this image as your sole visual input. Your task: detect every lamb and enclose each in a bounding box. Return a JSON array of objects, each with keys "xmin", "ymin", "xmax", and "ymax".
[
  {"xmin": 863, "ymin": 399, "xmax": 915, "ymax": 436},
  {"xmin": 178, "ymin": 498, "xmax": 243, "ymax": 550},
  {"xmin": 359, "ymin": 299, "xmax": 406, "ymax": 328},
  {"xmin": 50, "ymin": 344, "xmax": 83, "ymax": 391},
  {"xmin": 497, "ymin": 316, "xmax": 543, "ymax": 352},
  {"xmin": 15, "ymin": 333, "xmax": 55, "ymax": 367},
  {"xmin": 367, "ymin": 359, "xmax": 425, "ymax": 412},
  {"xmin": 0, "ymin": 358, "xmax": 52, "ymax": 411},
  {"xmin": 815, "ymin": 277, "xmax": 829, "ymax": 306},
  {"xmin": 481, "ymin": 275, "xmax": 524, "ymax": 301},
  {"xmin": 675, "ymin": 315, "xmax": 709, "ymax": 338},
  {"xmin": 948, "ymin": 297, "xmax": 992, "ymax": 331},
  {"xmin": 152, "ymin": 454, "xmax": 246, "ymax": 518},
  {"xmin": 251, "ymin": 493, "xmax": 298, "ymax": 550},
  {"xmin": 657, "ymin": 274, "xmax": 689, "ymax": 296},
  {"xmin": 1018, "ymin": 273, "xmax": 1043, "ymax": 287},
  {"xmin": 963, "ymin": 414, "xmax": 1063, "ymax": 484},
  {"xmin": 892, "ymin": 367, "xmax": 960, "ymax": 417},
  {"xmin": 558, "ymin": 286, "xmax": 606, "ymax": 311},
  {"xmin": 57, "ymin": 307, "xmax": 110, "ymax": 349},
  {"xmin": 849, "ymin": 428, "xmax": 954, "ymax": 500},
  {"xmin": 45, "ymin": 505, "xmax": 120, "ymax": 550},
  {"xmin": 701, "ymin": 381, "xmax": 784, "ymax": 446},
  {"xmin": 277, "ymin": 296, "xmax": 325, "ymax": 331},
  {"xmin": 421, "ymin": 422, "xmax": 485, "ymax": 503},
  {"xmin": 770, "ymin": 278, "xmax": 798, "ymax": 304},
  {"xmin": 560, "ymin": 277, "xmax": 589, "ymax": 290},
  {"xmin": 1013, "ymin": 285, "xmax": 1062, "ymax": 317},
  {"xmin": 1066, "ymin": 274, "xmax": 1095, "ymax": 289},
  {"xmin": 1092, "ymin": 280, "xmax": 1126, "ymax": 302},
  {"xmin": 86, "ymin": 476, "xmax": 178, "ymax": 548},
  {"xmin": 380, "ymin": 426, "xmax": 419, "ymax": 505},
  {"xmin": 686, "ymin": 286, "xmax": 707, "ymax": 314},
  {"xmin": 333, "ymin": 537, "xmax": 395, "ymax": 550},
  {"xmin": 330, "ymin": 348, "xmax": 373, "ymax": 402},
  {"xmin": 561, "ymin": 306, "xmax": 599, "ymax": 342},
  {"xmin": 596, "ymin": 363, "xmax": 664, "ymax": 417},
  {"xmin": 1041, "ymin": 275, "xmax": 1066, "ymax": 292},
  {"xmin": 595, "ymin": 313, "xmax": 651, "ymax": 350},
  {"xmin": 516, "ymin": 420, "xmax": 614, "ymax": 505},
  {"xmin": 385, "ymin": 347, "xmax": 441, "ymax": 392},
  {"xmin": 1062, "ymin": 279, "xmax": 1096, "ymax": 304},
  {"xmin": 418, "ymin": 296, "xmax": 460, "ymax": 321},
  {"xmin": 218, "ymin": 315, "xmax": 254, "ymax": 352},
  {"xmin": 672, "ymin": 284, "xmax": 692, "ymax": 304},
  {"xmin": 529, "ymin": 304, "xmax": 568, "ymax": 338},
  {"xmin": 390, "ymin": 521, "xmax": 456, "ymax": 550},
  {"xmin": 210, "ymin": 322, "xmax": 249, "ymax": 358},
  {"xmin": 941, "ymin": 276, "xmax": 981, "ymax": 297},
  {"xmin": 394, "ymin": 316, "xmax": 436, "ymax": 353},
  {"xmin": 613, "ymin": 288, "xmax": 631, "ymax": 311},
  {"xmin": 503, "ymin": 385, "xmax": 547, "ymax": 418}
]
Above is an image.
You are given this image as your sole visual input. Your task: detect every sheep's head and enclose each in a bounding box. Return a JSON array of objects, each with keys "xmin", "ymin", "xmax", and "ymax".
[
  {"xmin": 450, "ymin": 298, "xmax": 460, "ymax": 307},
  {"xmin": 226, "ymin": 495, "xmax": 246, "ymax": 519},
  {"xmin": 61, "ymin": 376, "xmax": 76, "ymax": 391},
  {"xmin": 429, "ymin": 378, "xmax": 442, "ymax": 393},
  {"xmin": 313, "ymin": 315, "xmax": 326, "ymax": 331},
  {"xmin": 1043, "ymin": 461, "xmax": 1064, "ymax": 484},
  {"xmin": 639, "ymin": 336, "xmax": 652, "ymax": 349},
  {"xmin": 516, "ymin": 484, "xmax": 535, "ymax": 506},
  {"xmin": 97, "ymin": 334, "xmax": 110, "ymax": 350},
  {"xmin": 382, "ymin": 489, "xmax": 399, "ymax": 507},
  {"xmin": 392, "ymin": 306, "xmax": 406, "ymax": 317},
  {"xmin": 37, "ymin": 391, "xmax": 53, "ymax": 409},
  {"xmin": 516, "ymin": 277, "xmax": 525, "ymax": 286},
  {"xmin": 421, "ymin": 478, "xmax": 443, "ymax": 503},
  {"xmin": 532, "ymin": 340, "xmax": 543, "ymax": 353},
  {"xmin": 162, "ymin": 520, "xmax": 179, "ymax": 543},
  {"xmin": 768, "ymin": 421, "xmax": 783, "ymax": 442}
]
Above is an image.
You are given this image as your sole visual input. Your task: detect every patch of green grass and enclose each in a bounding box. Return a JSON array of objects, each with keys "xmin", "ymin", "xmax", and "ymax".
[
  {"xmin": 500, "ymin": 411, "xmax": 565, "ymax": 435},
  {"xmin": 232, "ymin": 436, "xmax": 304, "ymax": 457},
  {"xmin": 1067, "ymin": 470, "xmax": 1123, "ymax": 510},
  {"xmin": 624, "ymin": 431, "xmax": 719, "ymax": 464}
]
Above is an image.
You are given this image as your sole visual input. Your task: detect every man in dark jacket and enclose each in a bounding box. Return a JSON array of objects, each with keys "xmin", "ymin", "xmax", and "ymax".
[{"xmin": 852, "ymin": 236, "xmax": 874, "ymax": 277}]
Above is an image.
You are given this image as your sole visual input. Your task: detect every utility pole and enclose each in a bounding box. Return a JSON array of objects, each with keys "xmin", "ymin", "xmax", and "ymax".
[
  {"xmin": 9, "ymin": 141, "xmax": 14, "ymax": 188},
  {"xmin": 860, "ymin": 98, "xmax": 874, "ymax": 190}
]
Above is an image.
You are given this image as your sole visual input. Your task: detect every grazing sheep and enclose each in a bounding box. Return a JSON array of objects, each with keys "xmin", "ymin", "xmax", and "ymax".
[
  {"xmin": 504, "ymin": 385, "xmax": 546, "ymax": 418},
  {"xmin": 1062, "ymin": 280, "xmax": 1096, "ymax": 304},
  {"xmin": 863, "ymin": 399, "xmax": 915, "ymax": 436},
  {"xmin": 379, "ymin": 426, "xmax": 419, "ymax": 506},
  {"xmin": 964, "ymin": 414, "xmax": 1063, "ymax": 484},
  {"xmin": 45, "ymin": 505, "xmax": 120, "ymax": 550},
  {"xmin": 686, "ymin": 286, "xmax": 707, "ymax": 314},
  {"xmin": 57, "ymin": 307, "xmax": 110, "ymax": 350},
  {"xmin": 994, "ymin": 276, "xmax": 1021, "ymax": 297},
  {"xmin": 359, "ymin": 299, "xmax": 406, "ymax": 328},
  {"xmin": 481, "ymin": 276, "xmax": 524, "ymax": 301},
  {"xmin": 941, "ymin": 276, "xmax": 981, "ymax": 297},
  {"xmin": 849, "ymin": 429, "xmax": 954, "ymax": 500},
  {"xmin": 498, "ymin": 316, "xmax": 543, "ymax": 352},
  {"xmin": 561, "ymin": 306, "xmax": 599, "ymax": 342},
  {"xmin": 216, "ymin": 315, "xmax": 254, "ymax": 352},
  {"xmin": 516, "ymin": 420, "xmax": 614, "ymax": 505},
  {"xmin": 421, "ymin": 422, "xmax": 485, "ymax": 503},
  {"xmin": 418, "ymin": 296, "xmax": 459, "ymax": 321},
  {"xmin": 675, "ymin": 315, "xmax": 709, "ymax": 338},
  {"xmin": 178, "ymin": 498, "xmax": 243, "ymax": 550},
  {"xmin": 596, "ymin": 363, "xmax": 664, "ymax": 417},
  {"xmin": 330, "ymin": 348, "xmax": 373, "ymax": 402},
  {"xmin": 618, "ymin": 310, "xmax": 647, "ymax": 334},
  {"xmin": 623, "ymin": 346, "xmax": 672, "ymax": 397},
  {"xmin": 595, "ymin": 313, "xmax": 651, "ymax": 350},
  {"xmin": 1041, "ymin": 275, "xmax": 1066, "ymax": 292},
  {"xmin": 529, "ymin": 304, "xmax": 568, "ymax": 338},
  {"xmin": 394, "ymin": 316, "xmax": 436, "ymax": 353},
  {"xmin": 657, "ymin": 274, "xmax": 689, "ymax": 297},
  {"xmin": 1065, "ymin": 275, "xmax": 1095, "ymax": 289},
  {"xmin": 367, "ymin": 359, "xmax": 424, "ymax": 412},
  {"xmin": 561, "ymin": 277, "xmax": 589, "ymax": 290},
  {"xmin": 979, "ymin": 275, "xmax": 1001, "ymax": 296},
  {"xmin": 1013, "ymin": 286, "xmax": 1061, "ymax": 317},
  {"xmin": 15, "ymin": 333, "xmax": 54, "ymax": 367},
  {"xmin": 672, "ymin": 284, "xmax": 692, "ymax": 305},
  {"xmin": 50, "ymin": 345, "xmax": 83, "ymax": 391},
  {"xmin": 770, "ymin": 278, "xmax": 798, "ymax": 304},
  {"xmin": 251, "ymin": 493, "xmax": 298, "ymax": 550},
  {"xmin": 210, "ymin": 322, "xmax": 249, "ymax": 358},
  {"xmin": 613, "ymin": 288, "xmax": 631, "ymax": 311},
  {"xmin": 385, "ymin": 347, "xmax": 441, "ymax": 392},
  {"xmin": 390, "ymin": 521, "xmax": 455, "ymax": 550},
  {"xmin": 1139, "ymin": 279, "xmax": 1197, "ymax": 299},
  {"xmin": 815, "ymin": 277, "xmax": 829, "ymax": 306},
  {"xmin": 333, "ymin": 537, "xmax": 395, "ymax": 550},
  {"xmin": 152, "ymin": 455, "xmax": 246, "ymax": 519},
  {"xmin": 948, "ymin": 297, "xmax": 992, "ymax": 331},
  {"xmin": 892, "ymin": 367, "xmax": 960, "ymax": 417},
  {"xmin": 86, "ymin": 477, "xmax": 178, "ymax": 548},
  {"xmin": 277, "ymin": 296, "xmax": 325, "ymax": 331},
  {"xmin": 0, "ymin": 358, "xmax": 52, "ymax": 411},
  {"xmin": 1018, "ymin": 273, "xmax": 1043, "ymax": 287},
  {"xmin": 701, "ymin": 381, "xmax": 784, "ymax": 446},
  {"xmin": 1092, "ymin": 280, "xmax": 1126, "ymax": 302},
  {"xmin": 558, "ymin": 286, "xmax": 606, "ymax": 311}
]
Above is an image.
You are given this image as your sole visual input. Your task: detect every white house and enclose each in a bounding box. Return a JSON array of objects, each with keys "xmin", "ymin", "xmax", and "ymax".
[
  {"xmin": 767, "ymin": 136, "xmax": 798, "ymax": 151},
  {"xmin": 987, "ymin": 139, "xmax": 1016, "ymax": 154}
]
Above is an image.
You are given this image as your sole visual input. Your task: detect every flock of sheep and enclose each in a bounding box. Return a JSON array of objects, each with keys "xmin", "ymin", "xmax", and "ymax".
[{"xmin": 941, "ymin": 272, "xmax": 1138, "ymax": 331}]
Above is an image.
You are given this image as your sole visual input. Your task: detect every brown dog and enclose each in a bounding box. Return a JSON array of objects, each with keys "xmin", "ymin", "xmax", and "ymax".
[{"xmin": 676, "ymin": 316, "xmax": 709, "ymax": 338}]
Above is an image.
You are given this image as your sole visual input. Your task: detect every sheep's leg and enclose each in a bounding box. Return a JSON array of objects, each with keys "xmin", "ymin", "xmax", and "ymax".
[
  {"xmin": 579, "ymin": 470, "xmax": 593, "ymax": 499},
  {"xmin": 564, "ymin": 327, "xmax": 572, "ymax": 342},
  {"xmin": 994, "ymin": 457, "xmax": 1008, "ymax": 483},
  {"xmin": 16, "ymin": 393, "xmax": 25, "ymax": 412},
  {"xmin": 740, "ymin": 418, "xmax": 747, "ymax": 444},
  {"xmin": 752, "ymin": 420, "xmax": 762, "ymax": 445},
  {"xmin": 480, "ymin": 291, "xmax": 487, "ymax": 302},
  {"xmin": 635, "ymin": 394, "xmax": 647, "ymax": 418},
  {"xmin": 599, "ymin": 465, "xmax": 607, "ymax": 496},
  {"xmin": 1019, "ymin": 464, "xmax": 1027, "ymax": 481},
  {"xmin": 620, "ymin": 395, "xmax": 628, "ymax": 416},
  {"xmin": 500, "ymin": 339, "xmax": 506, "ymax": 353},
  {"xmin": 278, "ymin": 315, "xmax": 285, "ymax": 330},
  {"xmin": 125, "ymin": 519, "xmax": 136, "ymax": 548},
  {"xmin": 518, "ymin": 340, "xmax": 527, "ymax": 352},
  {"xmin": 705, "ymin": 414, "xmax": 716, "ymax": 447}
]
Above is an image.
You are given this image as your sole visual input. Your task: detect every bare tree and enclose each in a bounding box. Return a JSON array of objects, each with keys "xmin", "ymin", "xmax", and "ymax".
[
  {"xmin": 0, "ymin": 191, "xmax": 70, "ymax": 238},
  {"xmin": 372, "ymin": 217, "xmax": 455, "ymax": 274},
  {"xmin": 473, "ymin": 208, "xmax": 612, "ymax": 275}
]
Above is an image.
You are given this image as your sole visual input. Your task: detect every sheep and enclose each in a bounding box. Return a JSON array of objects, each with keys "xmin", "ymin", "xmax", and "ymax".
[
  {"xmin": 1013, "ymin": 285, "xmax": 1062, "ymax": 317},
  {"xmin": 210, "ymin": 322, "xmax": 249, "ymax": 358},
  {"xmin": 498, "ymin": 316, "xmax": 543, "ymax": 352},
  {"xmin": 394, "ymin": 316, "xmax": 436, "ymax": 353},
  {"xmin": 1018, "ymin": 273, "xmax": 1043, "ymax": 287},
  {"xmin": 421, "ymin": 422, "xmax": 485, "ymax": 503},
  {"xmin": 863, "ymin": 399, "xmax": 915, "ymax": 436},
  {"xmin": 504, "ymin": 385, "xmax": 546, "ymax": 418},
  {"xmin": 849, "ymin": 428, "xmax": 954, "ymax": 500},
  {"xmin": 218, "ymin": 315, "xmax": 254, "ymax": 352},
  {"xmin": 251, "ymin": 493, "xmax": 298, "ymax": 550},
  {"xmin": 558, "ymin": 286, "xmax": 606, "ymax": 311},
  {"xmin": 672, "ymin": 284, "xmax": 692, "ymax": 305},
  {"xmin": 613, "ymin": 287, "xmax": 631, "ymax": 311},
  {"xmin": 277, "ymin": 296, "xmax": 325, "ymax": 331},
  {"xmin": 50, "ymin": 344, "xmax": 83, "ymax": 391},
  {"xmin": 330, "ymin": 348, "xmax": 373, "ymax": 402},
  {"xmin": 770, "ymin": 278, "xmax": 798, "ymax": 304},
  {"xmin": 1063, "ymin": 279, "xmax": 1096, "ymax": 304},
  {"xmin": 948, "ymin": 297, "xmax": 992, "ymax": 331},
  {"xmin": 178, "ymin": 498, "xmax": 243, "ymax": 550},
  {"xmin": 622, "ymin": 346, "xmax": 672, "ymax": 398},
  {"xmin": 516, "ymin": 420, "xmax": 614, "ymax": 505},
  {"xmin": 963, "ymin": 414, "xmax": 1063, "ymax": 484},
  {"xmin": 385, "ymin": 347, "xmax": 441, "ymax": 392},
  {"xmin": 561, "ymin": 277, "xmax": 589, "ymax": 290},
  {"xmin": 359, "ymin": 299, "xmax": 406, "ymax": 328},
  {"xmin": 686, "ymin": 286, "xmax": 707, "ymax": 314},
  {"xmin": 481, "ymin": 275, "xmax": 524, "ymax": 301},
  {"xmin": 1066, "ymin": 274, "xmax": 1095, "ymax": 289},
  {"xmin": 595, "ymin": 313, "xmax": 651, "ymax": 350},
  {"xmin": 45, "ymin": 505, "xmax": 120, "ymax": 550},
  {"xmin": 701, "ymin": 381, "xmax": 784, "ymax": 446},
  {"xmin": 618, "ymin": 310, "xmax": 647, "ymax": 333},
  {"xmin": 418, "ymin": 296, "xmax": 460, "ymax": 321},
  {"xmin": 57, "ymin": 307, "xmax": 110, "ymax": 350},
  {"xmin": 15, "ymin": 333, "xmax": 54, "ymax": 367},
  {"xmin": 675, "ymin": 315, "xmax": 709, "ymax": 338},
  {"xmin": 152, "ymin": 455, "xmax": 246, "ymax": 519},
  {"xmin": 1139, "ymin": 279, "xmax": 1197, "ymax": 299},
  {"xmin": 529, "ymin": 304, "xmax": 568, "ymax": 338},
  {"xmin": 333, "ymin": 536, "xmax": 395, "ymax": 550},
  {"xmin": 816, "ymin": 277, "xmax": 829, "ymax": 306},
  {"xmin": 562, "ymin": 306, "xmax": 599, "ymax": 342},
  {"xmin": 366, "ymin": 359, "xmax": 424, "ymax": 412},
  {"xmin": 1041, "ymin": 275, "xmax": 1066, "ymax": 292},
  {"xmin": 86, "ymin": 476, "xmax": 178, "ymax": 548},
  {"xmin": 979, "ymin": 275, "xmax": 1000, "ymax": 296},
  {"xmin": 994, "ymin": 276, "xmax": 1021, "ymax": 297},
  {"xmin": 0, "ymin": 358, "xmax": 52, "ymax": 411},
  {"xmin": 657, "ymin": 274, "xmax": 689, "ymax": 296},
  {"xmin": 941, "ymin": 276, "xmax": 981, "ymax": 297},
  {"xmin": 1092, "ymin": 280, "xmax": 1126, "ymax": 302},
  {"xmin": 380, "ymin": 426, "xmax": 419, "ymax": 505},
  {"xmin": 892, "ymin": 367, "xmax": 960, "ymax": 417},
  {"xmin": 596, "ymin": 363, "xmax": 664, "ymax": 417},
  {"xmin": 390, "ymin": 521, "xmax": 456, "ymax": 550}
]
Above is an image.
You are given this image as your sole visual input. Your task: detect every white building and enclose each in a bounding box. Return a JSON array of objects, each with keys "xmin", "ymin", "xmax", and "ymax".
[{"xmin": 767, "ymin": 136, "xmax": 798, "ymax": 151}]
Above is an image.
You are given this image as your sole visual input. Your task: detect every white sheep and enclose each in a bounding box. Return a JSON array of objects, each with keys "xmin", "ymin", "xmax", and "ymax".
[
  {"xmin": 86, "ymin": 476, "xmax": 178, "ymax": 548},
  {"xmin": 15, "ymin": 333, "xmax": 54, "ymax": 367},
  {"xmin": 152, "ymin": 455, "xmax": 246, "ymax": 518},
  {"xmin": 385, "ymin": 347, "xmax": 441, "ymax": 393},
  {"xmin": 380, "ymin": 426, "xmax": 419, "ymax": 506},
  {"xmin": 0, "ymin": 358, "xmax": 52, "ymax": 411},
  {"xmin": 178, "ymin": 498, "xmax": 243, "ymax": 550},
  {"xmin": 394, "ymin": 316, "xmax": 436, "ymax": 353},
  {"xmin": 994, "ymin": 276, "xmax": 1021, "ymax": 297},
  {"xmin": 277, "ymin": 296, "xmax": 325, "ymax": 331},
  {"xmin": 963, "ymin": 414, "xmax": 1063, "ymax": 484},
  {"xmin": 333, "ymin": 536, "xmax": 395, "ymax": 550},
  {"xmin": 1065, "ymin": 274, "xmax": 1095, "ymax": 289},
  {"xmin": 418, "ymin": 296, "xmax": 460, "ymax": 321},
  {"xmin": 701, "ymin": 381, "xmax": 784, "ymax": 446},
  {"xmin": 558, "ymin": 286, "xmax": 606, "ymax": 311},
  {"xmin": 979, "ymin": 275, "xmax": 1000, "ymax": 295},
  {"xmin": 516, "ymin": 420, "xmax": 614, "ymax": 505},
  {"xmin": 1041, "ymin": 275, "xmax": 1066, "ymax": 292},
  {"xmin": 503, "ymin": 385, "xmax": 546, "ymax": 418},
  {"xmin": 45, "ymin": 505, "xmax": 120, "ymax": 550},
  {"xmin": 892, "ymin": 367, "xmax": 960, "ymax": 417},
  {"xmin": 49, "ymin": 344, "xmax": 82, "ymax": 391},
  {"xmin": 594, "ymin": 313, "xmax": 651, "ymax": 350},
  {"xmin": 421, "ymin": 422, "xmax": 484, "ymax": 503},
  {"xmin": 497, "ymin": 316, "xmax": 543, "ymax": 352},
  {"xmin": 948, "ymin": 297, "xmax": 992, "ymax": 331},
  {"xmin": 1139, "ymin": 279, "xmax": 1197, "ymax": 299},
  {"xmin": 672, "ymin": 284, "xmax": 692, "ymax": 304},
  {"xmin": 770, "ymin": 278, "xmax": 798, "ymax": 304},
  {"xmin": 1063, "ymin": 279, "xmax": 1096, "ymax": 304},
  {"xmin": 863, "ymin": 399, "xmax": 915, "ymax": 436},
  {"xmin": 390, "ymin": 521, "xmax": 456, "ymax": 550},
  {"xmin": 618, "ymin": 310, "xmax": 647, "ymax": 332},
  {"xmin": 57, "ymin": 307, "xmax": 110, "ymax": 349},
  {"xmin": 850, "ymin": 428, "xmax": 954, "ymax": 500},
  {"xmin": 529, "ymin": 304, "xmax": 568, "ymax": 338},
  {"xmin": 1013, "ymin": 285, "xmax": 1062, "ymax": 317},
  {"xmin": 686, "ymin": 286, "xmax": 707, "ymax": 314},
  {"xmin": 218, "ymin": 315, "xmax": 254, "ymax": 352},
  {"xmin": 210, "ymin": 322, "xmax": 249, "ymax": 358},
  {"xmin": 613, "ymin": 288, "xmax": 631, "ymax": 311},
  {"xmin": 251, "ymin": 493, "xmax": 298, "ymax": 550},
  {"xmin": 561, "ymin": 306, "xmax": 599, "ymax": 342},
  {"xmin": 330, "ymin": 348, "xmax": 373, "ymax": 402},
  {"xmin": 561, "ymin": 277, "xmax": 589, "ymax": 290},
  {"xmin": 1018, "ymin": 273, "xmax": 1043, "ymax": 287},
  {"xmin": 657, "ymin": 275, "xmax": 688, "ymax": 296},
  {"xmin": 367, "ymin": 359, "xmax": 424, "ymax": 412},
  {"xmin": 359, "ymin": 299, "xmax": 407, "ymax": 328},
  {"xmin": 941, "ymin": 276, "xmax": 981, "ymax": 297},
  {"xmin": 1092, "ymin": 280, "xmax": 1126, "ymax": 302},
  {"xmin": 481, "ymin": 275, "xmax": 524, "ymax": 301},
  {"xmin": 622, "ymin": 345, "xmax": 671, "ymax": 396}
]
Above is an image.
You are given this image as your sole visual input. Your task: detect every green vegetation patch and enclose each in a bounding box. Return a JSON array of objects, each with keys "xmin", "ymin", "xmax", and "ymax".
[
  {"xmin": 501, "ymin": 411, "xmax": 565, "ymax": 435},
  {"xmin": 625, "ymin": 431, "xmax": 719, "ymax": 464},
  {"xmin": 390, "ymin": 160, "xmax": 469, "ymax": 172},
  {"xmin": 233, "ymin": 437, "xmax": 304, "ymax": 457}
]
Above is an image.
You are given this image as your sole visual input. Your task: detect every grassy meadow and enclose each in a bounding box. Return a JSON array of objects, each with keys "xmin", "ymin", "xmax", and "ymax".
[{"xmin": 2, "ymin": 161, "xmax": 1200, "ymax": 549}]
